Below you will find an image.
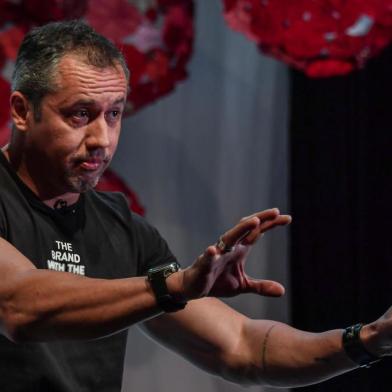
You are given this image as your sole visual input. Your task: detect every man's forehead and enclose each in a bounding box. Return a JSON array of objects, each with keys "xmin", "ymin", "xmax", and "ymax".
[
  {"xmin": 63, "ymin": 96, "xmax": 126, "ymax": 108},
  {"xmin": 49, "ymin": 54, "xmax": 128, "ymax": 104},
  {"xmin": 56, "ymin": 54, "xmax": 127, "ymax": 82}
]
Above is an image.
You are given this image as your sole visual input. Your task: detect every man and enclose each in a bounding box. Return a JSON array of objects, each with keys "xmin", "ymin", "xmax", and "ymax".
[{"xmin": 0, "ymin": 20, "xmax": 390, "ymax": 391}]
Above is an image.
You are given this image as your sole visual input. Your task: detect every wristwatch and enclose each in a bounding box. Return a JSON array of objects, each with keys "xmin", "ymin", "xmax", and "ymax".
[
  {"xmin": 147, "ymin": 262, "xmax": 187, "ymax": 313},
  {"xmin": 342, "ymin": 323, "xmax": 381, "ymax": 368}
]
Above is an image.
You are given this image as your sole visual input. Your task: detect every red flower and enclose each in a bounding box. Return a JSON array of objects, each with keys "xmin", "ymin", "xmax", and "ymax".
[
  {"xmin": 0, "ymin": 76, "xmax": 10, "ymax": 145},
  {"xmin": 305, "ymin": 59, "xmax": 354, "ymax": 78},
  {"xmin": 0, "ymin": 123, "xmax": 10, "ymax": 147},
  {"xmin": 0, "ymin": 43, "xmax": 5, "ymax": 70},
  {"xmin": 86, "ymin": 0, "xmax": 193, "ymax": 110},
  {"xmin": 121, "ymin": 44, "xmax": 147, "ymax": 86},
  {"xmin": 163, "ymin": 4, "xmax": 193, "ymax": 58},
  {"xmin": 145, "ymin": 49, "xmax": 170, "ymax": 81},
  {"xmin": 86, "ymin": 0, "xmax": 142, "ymax": 43},
  {"xmin": 0, "ymin": 76, "xmax": 10, "ymax": 123},
  {"xmin": 0, "ymin": 24, "xmax": 28, "ymax": 61},
  {"xmin": 22, "ymin": 0, "xmax": 87, "ymax": 24},
  {"xmin": 223, "ymin": 0, "xmax": 392, "ymax": 77}
]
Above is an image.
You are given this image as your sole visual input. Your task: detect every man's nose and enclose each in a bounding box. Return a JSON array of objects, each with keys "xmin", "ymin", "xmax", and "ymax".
[{"xmin": 86, "ymin": 116, "xmax": 110, "ymax": 149}]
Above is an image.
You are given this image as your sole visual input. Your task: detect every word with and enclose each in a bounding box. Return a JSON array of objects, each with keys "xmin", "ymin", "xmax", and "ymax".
[{"xmin": 47, "ymin": 241, "xmax": 86, "ymax": 276}]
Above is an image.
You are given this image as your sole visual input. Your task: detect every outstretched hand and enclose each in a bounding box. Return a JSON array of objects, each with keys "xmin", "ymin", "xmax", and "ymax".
[{"xmin": 180, "ymin": 208, "xmax": 291, "ymax": 300}]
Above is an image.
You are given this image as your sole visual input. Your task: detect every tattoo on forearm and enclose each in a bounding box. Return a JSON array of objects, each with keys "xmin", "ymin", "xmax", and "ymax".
[{"xmin": 261, "ymin": 324, "xmax": 276, "ymax": 373}]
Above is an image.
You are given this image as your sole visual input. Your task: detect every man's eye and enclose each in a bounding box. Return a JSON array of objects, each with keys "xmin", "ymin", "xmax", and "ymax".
[
  {"xmin": 106, "ymin": 110, "xmax": 122, "ymax": 122},
  {"xmin": 74, "ymin": 110, "xmax": 89, "ymax": 118},
  {"xmin": 69, "ymin": 110, "xmax": 89, "ymax": 126}
]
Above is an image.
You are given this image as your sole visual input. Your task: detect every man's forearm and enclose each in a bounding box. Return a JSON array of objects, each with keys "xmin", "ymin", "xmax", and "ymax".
[
  {"xmin": 227, "ymin": 320, "xmax": 358, "ymax": 388},
  {"xmin": 1, "ymin": 269, "xmax": 165, "ymax": 342}
]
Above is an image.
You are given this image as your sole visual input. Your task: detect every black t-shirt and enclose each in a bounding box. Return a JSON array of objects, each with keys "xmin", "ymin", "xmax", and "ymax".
[{"xmin": 0, "ymin": 152, "xmax": 176, "ymax": 391}]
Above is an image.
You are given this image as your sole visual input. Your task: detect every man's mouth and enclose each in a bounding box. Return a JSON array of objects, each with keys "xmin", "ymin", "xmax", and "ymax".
[
  {"xmin": 79, "ymin": 159, "xmax": 103, "ymax": 171},
  {"xmin": 76, "ymin": 154, "xmax": 110, "ymax": 172}
]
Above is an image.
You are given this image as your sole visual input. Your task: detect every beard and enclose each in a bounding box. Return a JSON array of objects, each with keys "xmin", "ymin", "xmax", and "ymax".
[
  {"xmin": 66, "ymin": 170, "xmax": 103, "ymax": 192},
  {"xmin": 65, "ymin": 151, "xmax": 111, "ymax": 193}
]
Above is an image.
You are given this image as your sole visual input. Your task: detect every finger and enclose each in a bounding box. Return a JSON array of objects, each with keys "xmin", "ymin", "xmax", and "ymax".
[
  {"xmin": 205, "ymin": 245, "xmax": 218, "ymax": 259},
  {"xmin": 245, "ymin": 278, "xmax": 285, "ymax": 297},
  {"xmin": 258, "ymin": 214, "xmax": 292, "ymax": 233},
  {"xmin": 197, "ymin": 245, "xmax": 218, "ymax": 268},
  {"xmin": 222, "ymin": 209, "xmax": 282, "ymax": 249},
  {"xmin": 242, "ymin": 215, "xmax": 291, "ymax": 245},
  {"xmin": 240, "ymin": 208, "xmax": 280, "ymax": 223},
  {"xmin": 242, "ymin": 231, "xmax": 263, "ymax": 246},
  {"xmin": 218, "ymin": 210, "xmax": 291, "ymax": 251},
  {"xmin": 218, "ymin": 216, "xmax": 260, "ymax": 252}
]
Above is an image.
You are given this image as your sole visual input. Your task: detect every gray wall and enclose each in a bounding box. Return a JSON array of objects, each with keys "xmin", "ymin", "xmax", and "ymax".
[{"xmin": 113, "ymin": 1, "xmax": 290, "ymax": 391}]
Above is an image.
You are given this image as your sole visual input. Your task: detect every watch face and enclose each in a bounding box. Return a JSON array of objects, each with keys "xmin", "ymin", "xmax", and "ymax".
[
  {"xmin": 163, "ymin": 264, "xmax": 177, "ymax": 277},
  {"xmin": 148, "ymin": 262, "xmax": 179, "ymax": 277}
]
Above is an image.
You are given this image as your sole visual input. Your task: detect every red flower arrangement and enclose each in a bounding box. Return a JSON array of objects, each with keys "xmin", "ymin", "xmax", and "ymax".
[
  {"xmin": 223, "ymin": 0, "xmax": 392, "ymax": 77},
  {"xmin": 0, "ymin": 0, "xmax": 194, "ymax": 213},
  {"xmin": 0, "ymin": 76, "xmax": 10, "ymax": 129},
  {"xmin": 86, "ymin": 0, "xmax": 194, "ymax": 112}
]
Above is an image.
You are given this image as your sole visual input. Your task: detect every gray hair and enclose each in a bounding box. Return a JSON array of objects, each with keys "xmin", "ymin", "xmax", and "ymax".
[{"xmin": 12, "ymin": 20, "xmax": 129, "ymax": 120}]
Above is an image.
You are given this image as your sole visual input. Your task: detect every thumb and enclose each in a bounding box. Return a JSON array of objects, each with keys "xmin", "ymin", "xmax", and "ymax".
[{"xmin": 245, "ymin": 278, "xmax": 285, "ymax": 297}]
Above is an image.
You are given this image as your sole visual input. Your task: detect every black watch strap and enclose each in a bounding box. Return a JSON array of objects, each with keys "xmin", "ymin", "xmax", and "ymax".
[
  {"xmin": 147, "ymin": 262, "xmax": 187, "ymax": 313},
  {"xmin": 342, "ymin": 323, "xmax": 381, "ymax": 368}
]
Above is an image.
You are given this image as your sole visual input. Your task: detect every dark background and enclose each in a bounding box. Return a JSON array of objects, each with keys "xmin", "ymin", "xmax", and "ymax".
[{"xmin": 291, "ymin": 45, "xmax": 392, "ymax": 391}]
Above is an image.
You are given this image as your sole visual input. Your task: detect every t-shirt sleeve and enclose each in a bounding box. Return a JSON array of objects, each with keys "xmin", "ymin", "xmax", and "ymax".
[{"xmin": 131, "ymin": 213, "xmax": 178, "ymax": 276}]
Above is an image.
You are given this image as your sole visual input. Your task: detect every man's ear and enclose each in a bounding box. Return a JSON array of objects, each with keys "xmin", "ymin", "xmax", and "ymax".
[{"xmin": 10, "ymin": 92, "xmax": 33, "ymax": 132}]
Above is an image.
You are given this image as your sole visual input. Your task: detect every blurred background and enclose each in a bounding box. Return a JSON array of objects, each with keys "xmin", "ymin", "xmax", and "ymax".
[
  {"xmin": 115, "ymin": 2, "xmax": 289, "ymax": 391},
  {"xmin": 1, "ymin": 0, "xmax": 392, "ymax": 391}
]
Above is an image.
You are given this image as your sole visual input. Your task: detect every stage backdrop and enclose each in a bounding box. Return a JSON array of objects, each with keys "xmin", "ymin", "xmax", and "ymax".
[
  {"xmin": 291, "ymin": 40, "xmax": 392, "ymax": 391},
  {"xmin": 111, "ymin": 1, "xmax": 290, "ymax": 392}
]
